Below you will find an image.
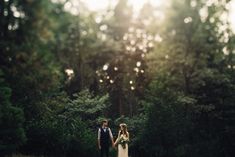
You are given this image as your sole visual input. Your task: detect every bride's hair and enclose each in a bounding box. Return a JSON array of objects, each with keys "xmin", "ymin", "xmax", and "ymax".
[{"xmin": 119, "ymin": 123, "xmax": 128, "ymax": 136}]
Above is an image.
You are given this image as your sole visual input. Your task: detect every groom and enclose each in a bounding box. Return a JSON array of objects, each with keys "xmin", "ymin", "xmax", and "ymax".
[{"xmin": 98, "ymin": 119, "xmax": 115, "ymax": 157}]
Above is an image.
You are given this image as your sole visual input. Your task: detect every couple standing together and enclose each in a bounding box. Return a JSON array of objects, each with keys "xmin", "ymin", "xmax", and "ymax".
[{"xmin": 98, "ymin": 119, "xmax": 129, "ymax": 157}]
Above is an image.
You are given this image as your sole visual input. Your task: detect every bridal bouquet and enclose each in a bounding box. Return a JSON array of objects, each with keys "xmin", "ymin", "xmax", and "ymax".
[{"xmin": 119, "ymin": 135, "xmax": 129, "ymax": 149}]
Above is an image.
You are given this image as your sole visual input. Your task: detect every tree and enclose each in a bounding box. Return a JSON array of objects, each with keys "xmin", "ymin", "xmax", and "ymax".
[{"xmin": 0, "ymin": 69, "xmax": 26, "ymax": 156}]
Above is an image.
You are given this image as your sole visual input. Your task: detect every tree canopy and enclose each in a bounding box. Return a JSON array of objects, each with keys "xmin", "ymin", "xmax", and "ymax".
[{"xmin": 0, "ymin": 0, "xmax": 235, "ymax": 157}]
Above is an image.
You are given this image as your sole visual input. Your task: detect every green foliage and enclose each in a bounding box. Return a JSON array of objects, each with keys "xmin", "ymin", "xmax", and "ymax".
[
  {"xmin": 71, "ymin": 89, "xmax": 109, "ymax": 115},
  {"xmin": 25, "ymin": 113, "xmax": 97, "ymax": 157},
  {"xmin": 0, "ymin": 70, "xmax": 26, "ymax": 156},
  {"xmin": 24, "ymin": 90, "xmax": 103, "ymax": 157},
  {"xmin": 140, "ymin": 0, "xmax": 235, "ymax": 156},
  {"xmin": 1, "ymin": 0, "xmax": 235, "ymax": 156},
  {"xmin": 65, "ymin": 89, "xmax": 110, "ymax": 127},
  {"xmin": 139, "ymin": 82, "xmax": 195, "ymax": 157}
]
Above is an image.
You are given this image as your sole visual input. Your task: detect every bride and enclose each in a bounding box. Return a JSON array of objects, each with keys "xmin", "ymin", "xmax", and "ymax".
[{"xmin": 114, "ymin": 123, "xmax": 129, "ymax": 157}]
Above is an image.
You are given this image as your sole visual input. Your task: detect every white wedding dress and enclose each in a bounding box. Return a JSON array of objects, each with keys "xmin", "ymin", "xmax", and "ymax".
[{"xmin": 117, "ymin": 134, "xmax": 129, "ymax": 157}]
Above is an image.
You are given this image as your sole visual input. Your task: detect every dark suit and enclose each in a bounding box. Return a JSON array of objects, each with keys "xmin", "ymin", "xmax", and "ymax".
[{"xmin": 99, "ymin": 127, "xmax": 112, "ymax": 157}]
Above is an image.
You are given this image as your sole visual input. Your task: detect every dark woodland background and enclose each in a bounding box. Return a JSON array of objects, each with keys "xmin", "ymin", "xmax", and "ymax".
[{"xmin": 0, "ymin": 0, "xmax": 235, "ymax": 157}]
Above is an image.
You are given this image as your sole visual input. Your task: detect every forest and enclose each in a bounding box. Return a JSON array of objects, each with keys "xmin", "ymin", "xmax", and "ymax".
[{"xmin": 0, "ymin": 0, "xmax": 235, "ymax": 157}]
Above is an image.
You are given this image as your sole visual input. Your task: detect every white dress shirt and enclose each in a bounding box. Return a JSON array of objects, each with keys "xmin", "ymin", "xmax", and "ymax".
[{"xmin": 97, "ymin": 127, "xmax": 113, "ymax": 140}]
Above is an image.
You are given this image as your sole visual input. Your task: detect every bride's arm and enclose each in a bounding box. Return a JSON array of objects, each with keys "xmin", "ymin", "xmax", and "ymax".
[
  {"xmin": 126, "ymin": 132, "xmax": 130, "ymax": 141},
  {"xmin": 114, "ymin": 138, "xmax": 118, "ymax": 146},
  {"xmin": 114, "ymin": 130, "xmax": 121, "ymax": 145}
]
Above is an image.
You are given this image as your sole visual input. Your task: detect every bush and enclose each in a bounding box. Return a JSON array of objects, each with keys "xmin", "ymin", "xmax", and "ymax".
[{"xmin": 0, "ymin": 70, "xmax": 26, "ymax": 156}]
